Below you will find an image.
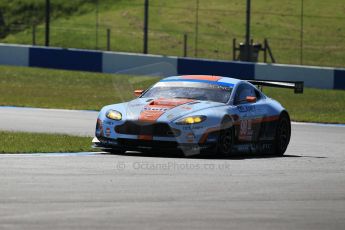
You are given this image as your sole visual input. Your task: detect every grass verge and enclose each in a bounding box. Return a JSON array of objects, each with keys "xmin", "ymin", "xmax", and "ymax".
[
  {"xmin": 0, "ymin": 65, "xmax": 344, "ymax": 123},
  {"xmin": 264, "ymin": 87, "xmax": 345, "ymax": 124},
  {"xmin": 0, "ymin": 131, "xmax": 94, "ymax": 153},
  {"xmin": 0, "ymin": 65, "xmax": 159, "ymax": 110}
]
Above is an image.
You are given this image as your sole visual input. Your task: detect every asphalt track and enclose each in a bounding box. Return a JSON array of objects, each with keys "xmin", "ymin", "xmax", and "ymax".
[{"xmin": 1, "ymin": 107, "xmax": 345, "ymax": 230}]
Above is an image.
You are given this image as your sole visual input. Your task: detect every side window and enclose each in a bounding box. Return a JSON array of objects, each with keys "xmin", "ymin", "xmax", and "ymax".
[{"xmin": 234, "ymin": 84, "xmax": 256, "ymax": 105}]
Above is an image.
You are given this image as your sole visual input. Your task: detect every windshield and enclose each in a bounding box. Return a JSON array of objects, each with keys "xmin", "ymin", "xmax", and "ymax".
[{"xmin": 141, "ymin": 81, "xmax": 233, "ymax": 103}]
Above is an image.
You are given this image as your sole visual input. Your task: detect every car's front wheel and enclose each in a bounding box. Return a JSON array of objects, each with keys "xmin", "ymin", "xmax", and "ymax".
[
  {"xmin": 217, "ymin": 117, "xmax": 234, "ymax": 157},
  {"xmin": 274, "ymin": 112, "xmax": 291, "ymax": 156}
]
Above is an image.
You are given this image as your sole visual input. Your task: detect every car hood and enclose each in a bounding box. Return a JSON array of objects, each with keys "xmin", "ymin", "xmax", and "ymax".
[{"xmin": 116, "ymin": 97, "xmax": 226, "ymax": 122}]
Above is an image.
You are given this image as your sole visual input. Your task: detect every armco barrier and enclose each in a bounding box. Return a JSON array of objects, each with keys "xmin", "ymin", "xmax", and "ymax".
[
  {"xmin": 0, "ymin": 44, "xmax": 29, "ymax": 67},
  {"xmin": 103, "ymin": 52, "xmax": 177, "ymax": 76},
  {"xmin": 334, "ymin": 69, "xmax": 345, "ymax": 90},
  {"xmin": 29, "ymin": 47, "xmax": 103, "ymax": 72},
  {"xmin": 177, "ymin": 58, "xmax": 255, "ymax": 79},
  {"xmin": 0, "ymin": 43, "xmax": 344, "ymax": 89},
  {"xmin": 255, "ymin": 63, "xmax": 335, "ymax": 89}
]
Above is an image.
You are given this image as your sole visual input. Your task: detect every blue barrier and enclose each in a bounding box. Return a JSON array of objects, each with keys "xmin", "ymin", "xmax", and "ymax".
[
  {"xmin": 29, "ymin": 47, "xmax": 102, "ymax": 72},
  {"xmin": 334, "ymin": 69, "xmax": 345, "ymax": 90},
  {"xmin": 177, "ymin": 58, "xmax": 255, "ymax": 79}
]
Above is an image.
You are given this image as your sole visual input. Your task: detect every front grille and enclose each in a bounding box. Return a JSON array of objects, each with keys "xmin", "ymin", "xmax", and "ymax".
[
  {"xmin": 117, "ymin": 138, "xmax": 178, "ymax": 149},
  {"xmin": 115, "ymin": 121, "xmax": 180, "ymax": 137}
]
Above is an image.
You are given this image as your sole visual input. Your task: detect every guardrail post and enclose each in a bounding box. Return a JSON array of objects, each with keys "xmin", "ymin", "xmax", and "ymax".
[
  {"xmin": 45, "ymin": 0, "xmax": 50, "ymax": 46},
  {"xmin": 107, "ymin": 28, "xmax": 111, "ymax": 51},
  {"xmin": 143, "ymin": 0, "xmax": 149, "ymax": 54},
  {"xmin": 32, "ymin": 24, "xmax": 36, "ymax": 46},
  {"xmin": 183, "ymin": 34, "xmax": 188, "ymax": 57},
  {"xmin": 232, "ymin": 38, "xmax": 236, "ymax": 60},
  {"xmin": 194, "ymin": 0, "xmax": 199, "ymax": 57},
  {"xmin": 264, "ymin": 39, "xmax": 267, "ymax": 63}
]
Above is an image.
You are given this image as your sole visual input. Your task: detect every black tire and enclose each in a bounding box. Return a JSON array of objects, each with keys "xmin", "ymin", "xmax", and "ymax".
[
  {"xmin": 274, "ymin": 112, "xmax": 291, "ymax": 156},
  {"xmin": 216, "ymin": 117, "xmax": 234, "ymax": 157}
]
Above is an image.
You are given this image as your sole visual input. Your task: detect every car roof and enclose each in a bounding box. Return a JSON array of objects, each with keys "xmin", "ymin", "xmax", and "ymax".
[{"xmin": 160, "ymin": 75, "xmax": 242, "ymax": 87}]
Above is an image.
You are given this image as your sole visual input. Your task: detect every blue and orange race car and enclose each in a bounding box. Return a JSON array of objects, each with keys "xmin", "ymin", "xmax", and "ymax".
[{"xmin": 92, "ymin": 75, "xmax": 303, "ymax": 156}]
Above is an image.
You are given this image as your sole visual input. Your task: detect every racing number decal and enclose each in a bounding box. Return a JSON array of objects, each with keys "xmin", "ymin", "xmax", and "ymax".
[{"xmin": 239, "ymin": 119, "xmax": 253, "ymax": 141}]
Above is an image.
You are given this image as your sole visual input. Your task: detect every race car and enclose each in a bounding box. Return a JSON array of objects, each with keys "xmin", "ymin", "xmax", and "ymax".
[{"xmin": 92, "ymin": 75, "xmax": 303, "ymax": 156}]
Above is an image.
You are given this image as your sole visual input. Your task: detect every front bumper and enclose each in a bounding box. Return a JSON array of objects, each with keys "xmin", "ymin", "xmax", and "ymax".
[
  {"xmin": 92, "ymin": 136, "xmax": 217, "ymax": 155},
  {"xmin": 94, "ymin": 117, "xmax": 221, "ymax": 155}
]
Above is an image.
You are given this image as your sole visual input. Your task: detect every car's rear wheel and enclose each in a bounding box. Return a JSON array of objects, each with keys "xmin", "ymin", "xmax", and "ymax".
[
  {"xmin": 217, "ymin": 117, "xmax": 233, "ymax": 157},
  {"xmin": 274, "ymin": 112, "xmax": 291, "ymax": 156}
]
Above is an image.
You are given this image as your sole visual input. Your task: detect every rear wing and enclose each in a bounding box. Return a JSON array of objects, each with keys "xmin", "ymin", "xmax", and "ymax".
[{"xmin": 247, "ymin": 79, "xmax": 304, "ymax": 94}]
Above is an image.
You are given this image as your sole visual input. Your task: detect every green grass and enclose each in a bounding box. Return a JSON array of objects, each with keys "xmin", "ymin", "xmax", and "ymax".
[
  {"xmin": 1, "ymin": 65, "xmax": 345, "ymax": 123},
  {"xmin": 0, "ymin": 0, "xmax": 344, "ymax": 67},
  {"xmin": 264, "ymin": 87, "xmax": 345, "ymax": 123},
  {"xmin": 0, "ymin": 131, "xmax": 94, "ymax": 153},
  {"xmin": 0, "ymin": 65, "xmax": 159, "ymax": 110}
]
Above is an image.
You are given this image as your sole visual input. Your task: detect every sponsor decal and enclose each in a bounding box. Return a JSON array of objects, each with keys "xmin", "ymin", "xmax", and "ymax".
[
  {"xmin": 99, "ymin": 138, "xmax": 118, "ymax": 146},
  {"xmin": 239, "ymin": 119, "xmax": 253, "ymax": 141},
  {"xmin": 144, "ymin": 107, "xmax": 169, "ymax": 112},
  {"xmin": 181, "ymin": 106, "xmax": 192, "ymax": 110},
  {"xmin": 235, "ymin": 115, "xmax": 279, "ymax": 141},
  {"xmin": 182, "ymin": 125, "xmax": 205, "ymax": 130},
  {"xmin": 238, "ymin": 105, "xmax": 256, "ymax": 113},
  {"xmin": 139, "ymin": 98, "xmax": 194, "ymax": 122},
  {"xmin": 191, "ymin": 125, "xmax": 205, "ymax": 130}
]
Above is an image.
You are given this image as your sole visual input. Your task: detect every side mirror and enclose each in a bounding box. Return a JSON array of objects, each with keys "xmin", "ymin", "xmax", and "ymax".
[
  {"xmin": 134, "ymin": 89, "xmax": 144, "ymax": 97},
  {"xmin": 246, "ymin": 96, "xmax": 257, "ymax": 103}
]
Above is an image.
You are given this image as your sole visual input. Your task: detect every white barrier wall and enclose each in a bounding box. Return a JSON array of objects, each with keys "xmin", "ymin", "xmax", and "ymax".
[
  {"xmin": 102, "ymin": 52, "xmax": 178, "ymax": 76},
  {"xmin": 255, "ymin": 63, "xmax": 335, "ymax": 89},
  {"xmin": 0, "ymin": 44, "xmax": 29, "ymax": 67}
]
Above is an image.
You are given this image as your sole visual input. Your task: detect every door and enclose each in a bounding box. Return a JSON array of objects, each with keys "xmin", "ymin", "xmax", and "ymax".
[{"xmin": 233, "ymin": 83, "xmax": 266, "ymax": 143}]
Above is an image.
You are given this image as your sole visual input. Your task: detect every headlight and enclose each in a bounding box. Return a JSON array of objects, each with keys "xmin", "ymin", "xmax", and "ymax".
[
  {"xmin": 175, "ymin": 115, "xmax": 206, "ymax": 125},
  {"xmin": 106, "ymin": 110, "xmax": 122, "ymax": 120}
]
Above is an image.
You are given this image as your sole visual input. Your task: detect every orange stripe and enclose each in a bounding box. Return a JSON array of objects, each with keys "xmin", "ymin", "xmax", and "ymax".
[
  {"xmin": 138, "ymin": 110, "xmax": 166, "ymax": 122},
  {"xmin": 150, "ymin": 98, "xmax": 194, "ymax": 106},
  {"xmin": 181, "ymin": 75, "xmax": 221, "ymax": 81},
  {"xmin": 251, "ymin": 115, "xmax": 280, "ymax": 124},
  {"xmin": 199, "ymin": 126, "xmax": 221, "ymax": 144},
  {"xmin": 234, "ymin": 115, "xmax": 280, "ymax": 126},
  {"xmin": 199, "ymin": 115, "xmax": 279, "ymax": 144},
  {"xmin": 138, "ymin": 98, "xmax": 195, "ymax": 140},
  {"xmin": 138, "ymin": 135, "xmax": 153, "ymax": 141},
  {"xmin": 138, "ymin": 98, "xmax": 194, "ymax": 122}
]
